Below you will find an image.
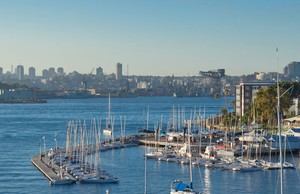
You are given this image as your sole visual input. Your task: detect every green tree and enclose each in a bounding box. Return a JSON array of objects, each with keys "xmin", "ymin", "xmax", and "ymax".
[
  {"xmin": 252, "ymin": 82, "xmax": 299, "ymax": 127},
  {"xmin": 224, "ymin": 89, "xmax": 229, "ymax": 107}
]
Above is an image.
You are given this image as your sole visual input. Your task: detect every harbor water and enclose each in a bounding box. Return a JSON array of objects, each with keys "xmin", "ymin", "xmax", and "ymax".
[{"xmin": 0, "ymin": 97, "xmax": 299, "ymax": 194}]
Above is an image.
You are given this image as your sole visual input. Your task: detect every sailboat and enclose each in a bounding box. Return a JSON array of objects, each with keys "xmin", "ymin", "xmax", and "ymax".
[
  {"xmin": 50, "ymin": 153, "xmax": 76, "ymax": 185},
  {"xmin": 170, "ymin": 120, "xmax": 199, "ymax": 194},
  {"xmin": 103, "ymin": 93, "xmax": 113, "ymax": 136},
  {"xmin": 80, "ymin": 121, "xmax": 119, "ymax": 184},
  {"xmin": 275, "ymin": 68, "xmax": 296, "ymax": 193}
]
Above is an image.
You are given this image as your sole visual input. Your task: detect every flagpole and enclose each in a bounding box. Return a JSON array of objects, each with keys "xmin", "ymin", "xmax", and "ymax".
[{"xmin": 39, "ymin": 141, "xmax": 41, "ymax": 160}]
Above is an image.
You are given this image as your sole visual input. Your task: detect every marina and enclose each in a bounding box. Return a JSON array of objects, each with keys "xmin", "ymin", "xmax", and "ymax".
[
  {"xmin": 32, "ymin": 121, "xmax": 299, "ymax": 186},
  {"xmin": 1, "ymin": 97, "xmax": 300, "ymax": 194}
]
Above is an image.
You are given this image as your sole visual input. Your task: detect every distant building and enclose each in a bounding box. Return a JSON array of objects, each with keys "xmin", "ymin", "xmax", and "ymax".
[
  {"xmin": 57, "ymin": 67, "xmax": 64, "ymax": 76},
  {"xmin": 49, "ymin": 67, "xmax": 56, "ymax": 77},
  {"xmin": 16, "ymin": 65, "xmax": 24, "ymax": 80},
  {"xmin": 283, "ymin": 66, "xmax": 288, "ymax": 75},
  {"xmin": 137, "ymin": 81, "xmax": 148, "ymax": 89},
  {"xmin": 256, "ymin": 72, "xmax": 278, "ymax": 81},
  {"xmin": 116, "ymin": 63, "xmax": 122, "ymax": 80},
  {"xmin": 0, "ymin": 67, "xmax": 3, "ymax": 78},
  {"xmin": 235, "ymin": 82, "xmax": 275, "ymax": 117},
  {"xmin": 96, "ymin": 67, "xmax": 104, "ymax": 77},
  {"xmin": 200, "ymin": 69, "xmax": 225, "ymax": 95},
  {"xmin": 28, "ymin": 67, "xmax": 36, "ymax": 79},
  {"xmin": 285, "ymin": 61, "xmax": 300, "ymax": 80},
  {"xmin": 42, "ymin": 69, "xmax": 49, "ymax": 78}
]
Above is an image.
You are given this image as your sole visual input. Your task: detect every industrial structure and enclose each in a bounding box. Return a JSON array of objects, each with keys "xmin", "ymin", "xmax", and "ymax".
[{"xmin": 199, "ymin": 69, "xmax": 225, "ymax": 95}]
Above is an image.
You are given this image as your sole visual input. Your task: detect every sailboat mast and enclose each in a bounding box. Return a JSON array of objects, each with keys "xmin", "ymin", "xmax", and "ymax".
[
  {"xmin": 188, "ymin": 120, "xmax": 193, "ymax": 190},
  {"xmin": 277, "ymin": 72, "xmax": 283, "ymax": 194},
  {"xmin": 108, "ymin": 93, "xmax": 111, "ymax": 125},
  {"xmin": 275, "ymin": 47, "xmax": 283, "ymax": 194},
  {"xmin": 144, "ymin": 143, "xmax": 147, "ymax": 194}
]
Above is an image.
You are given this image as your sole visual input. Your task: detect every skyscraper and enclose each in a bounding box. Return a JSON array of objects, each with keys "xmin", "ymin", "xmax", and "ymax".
[
  {"xmin": 16, "ymin": 65, "xmax": 24, "ymax": 80},
  {"xmin": 57, "ymin": 67, "xmax": 64, "ymax": 76},
  {"xmin": 96, "ymin": 67, "xmax": 104, "ymax": 77},
  {"xmin": 49, "ymin": 67, "xmax": 56, "ymax": 77},
  {"xmin": 285, "ymin": 61, "xmax": 300, "ymax": 79},
  {"xmin": 28, "ymin": 67, "xmax": 36, "ymax": 79},
  {"xmin": 42, "ymin": 69, "xmax": 49, "ymax": 78},
  {"xmin": 116, "ymin": 63, "xmax": 122, "ymax": 80}
]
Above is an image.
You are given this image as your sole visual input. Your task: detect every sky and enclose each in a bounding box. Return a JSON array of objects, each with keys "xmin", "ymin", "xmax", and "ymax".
[{"xmin": 0, "ymin": 0, "xmax": 299, "ymax": 76}]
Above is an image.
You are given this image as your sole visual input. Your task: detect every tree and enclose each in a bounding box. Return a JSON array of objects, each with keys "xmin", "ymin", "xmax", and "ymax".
[
  {"xmin": 224, "ymin": 89, "xmax": 230, "ymax": 111},
  {"xmin": 214, "ymin": 93, "xmax": 220, "ymax": 100},
  {"xmin": 252, "ymin": 82, "xmax": 300, "ymax": 127}
]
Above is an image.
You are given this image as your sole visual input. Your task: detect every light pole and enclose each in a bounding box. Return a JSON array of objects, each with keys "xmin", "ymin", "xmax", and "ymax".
[
  {"xmin": 54, "ymin": 138, "xmax": 57, "ymax": 150},
  {"xmin": 54, "ymin": 133, "xmax": 57, "ymax": 150},
  {"xmin": 39, "ymin": 140, "xmax": 41, "ymax": 160},
  {"xmin": 43, "ymin": 136, "xmax": 46, "ymax": 160}
]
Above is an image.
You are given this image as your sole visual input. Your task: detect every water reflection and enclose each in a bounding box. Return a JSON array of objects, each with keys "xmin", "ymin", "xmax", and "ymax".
[{"xmin": 203, "ymin": 167, "xmax": 211, "ymax": 194}]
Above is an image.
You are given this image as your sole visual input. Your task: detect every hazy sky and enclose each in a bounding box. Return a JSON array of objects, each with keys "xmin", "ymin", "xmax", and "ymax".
[{"xmin": 0, "ymin": 0, "xmax": 299, "ymax": 76}]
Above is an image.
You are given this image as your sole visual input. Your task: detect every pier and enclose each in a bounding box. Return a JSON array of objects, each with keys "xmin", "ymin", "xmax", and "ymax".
[
  {"xmin": 139, "ymin": 136, "xmax": 213, "ymax": 152},
  {"xmin": 31, "ymin": 150, "xmax": 76, "ymax": 185},
  {"xmin": 32, "ymin": 139, "xmax": 139, "ymax": 185}
]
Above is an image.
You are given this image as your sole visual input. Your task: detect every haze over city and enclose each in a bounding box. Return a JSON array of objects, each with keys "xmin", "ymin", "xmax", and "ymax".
[{"xmin": 0, "ymin": 0, "xmax": 299, "ymax": 76}]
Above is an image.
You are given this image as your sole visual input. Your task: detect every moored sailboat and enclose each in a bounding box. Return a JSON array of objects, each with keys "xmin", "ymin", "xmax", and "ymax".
[
  {"xmin": 170, "ymin": 120, "xmax": 199, "ymax": 194},
  {"xmin": 103, "ymin": 93, "xmax": 113, "ymax": 136},
  {"xmin": 80, "ymin": 121, "xmax": 119, "ymax": 184}
]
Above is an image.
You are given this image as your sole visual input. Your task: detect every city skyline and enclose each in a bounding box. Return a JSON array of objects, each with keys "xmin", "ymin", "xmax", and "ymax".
[{"xmin": 0, "ymin": 0, "xmax": 300, "ymax": 76}]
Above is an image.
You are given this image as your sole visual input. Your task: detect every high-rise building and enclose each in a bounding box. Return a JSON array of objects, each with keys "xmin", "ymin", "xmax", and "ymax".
[
  {"xmin": 96, "ymin": 67, "xmax": 104, "ymax": 77},
  {"xmin": 42, "ymin": 69, "xmax": 49, "ymax": 78},
  {"xmin": 49, "ymin": 67, "xmax": 56, "ymax": 77},
  {"xmin": 235, "ymin": 82, "xmax": 275, "ymax": 117},
  {"xmin": 0, "ymin": 67, "xmax": 3, "ymax": 78},
  {"xmin": 28, "ymin": 67, "xmax": 35, "ymax": 79},
  {"xmin": 285, "ymin": 61, "xmax": 300, "ymax": 79},
  {"xmin": 116, "ymin": 63, "xmax": 122, "ymax": 80},
  {"xmin": 57, "ymin": 67, "xmax": 64, "ymax": 76},
  {"xmin": 16, "ymin": 65, "xmax": 24, "ymax": 80}
]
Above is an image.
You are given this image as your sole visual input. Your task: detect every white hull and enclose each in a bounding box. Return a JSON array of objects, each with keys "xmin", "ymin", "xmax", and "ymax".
[
  {"xmin": 50, "ymin": 178, "xmax": 76, "ymax": 185},
  {"xmin": 103, "ymin": 129, "xmax": 112, "ymax": 136}
]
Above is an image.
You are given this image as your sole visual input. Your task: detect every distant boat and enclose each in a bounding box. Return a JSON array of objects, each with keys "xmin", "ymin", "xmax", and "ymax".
[
  {"xmin": 0, "ymin": 88, "xmax": 47, "ymax": 103},
  {"xmin": 50, "ymin": 176, "xmax": 76, "ymax": 185},
  {"xmin": 0, "ymin": 98, "xmax": 47, "ymax": 103},
  {"xmin": 103, "ymin": 125, "xmax": 112, "ymax": 136},
  {"xmin": 103, "ymin": 93, "xmax": 113, "ymax": 136},
  {"xmin": 79, "ymin": 172, "xmax": 119, "ymax": 184}
]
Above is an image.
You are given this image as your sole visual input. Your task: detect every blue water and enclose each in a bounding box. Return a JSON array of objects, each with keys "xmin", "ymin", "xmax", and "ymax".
[{"xmin": 0, "ymin": 97, "xmax": 299, "ymax": 194}]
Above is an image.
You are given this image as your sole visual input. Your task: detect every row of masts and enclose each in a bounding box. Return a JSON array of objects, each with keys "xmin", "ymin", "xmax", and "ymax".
[{"xmin": 65, "ymin": 118, "xmax": 102, "ymax": 173}]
